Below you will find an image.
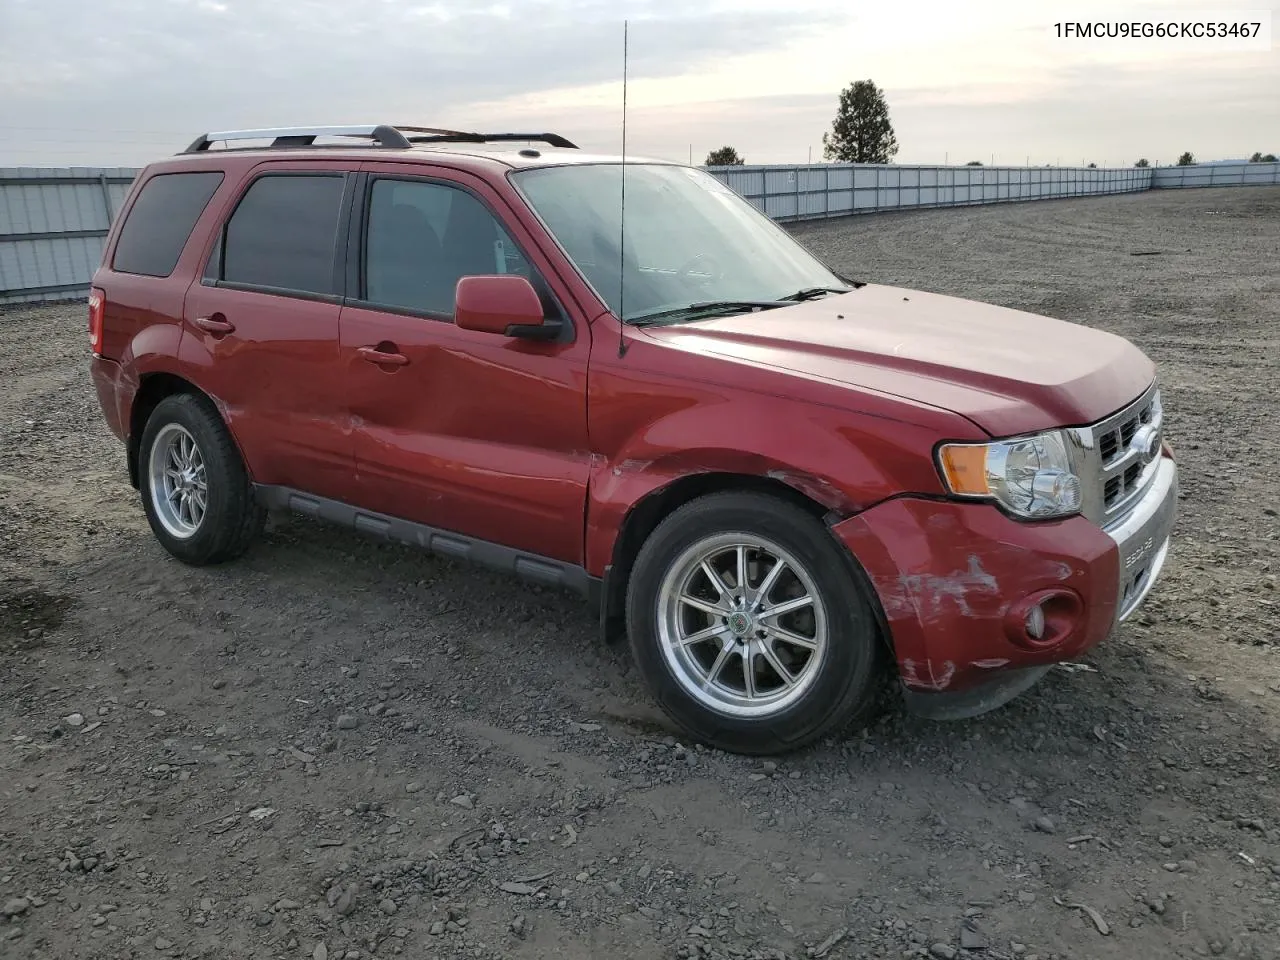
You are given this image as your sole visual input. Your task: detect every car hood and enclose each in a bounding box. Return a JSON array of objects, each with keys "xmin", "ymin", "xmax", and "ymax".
[{"xmin": 640, "ymin": 283, "xmax": 1155, "ymax": 436}]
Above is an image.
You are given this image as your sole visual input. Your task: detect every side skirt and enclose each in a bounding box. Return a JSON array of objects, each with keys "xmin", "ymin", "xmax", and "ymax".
[{"xmin": 253, "ymin": 484, "xmax": 601, "ymax": 602}]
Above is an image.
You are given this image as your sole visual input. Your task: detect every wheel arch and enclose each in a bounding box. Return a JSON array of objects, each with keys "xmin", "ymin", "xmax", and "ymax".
[
  {"xmin": 127, "ymin": 373, "xmax": 240, "ymax": 489},
  {"xmin": 600, "ymin": 471, "xmax": 890, "ymax": 649}
]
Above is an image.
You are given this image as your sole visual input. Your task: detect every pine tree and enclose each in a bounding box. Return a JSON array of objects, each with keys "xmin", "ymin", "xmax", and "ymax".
[
  {"xmin": 821, "ymin": 80, "xmax": 898, "ymax": 164},
  {"xmin": 705, "ymin": 146, "xmax": 744, "ymax": 166}
]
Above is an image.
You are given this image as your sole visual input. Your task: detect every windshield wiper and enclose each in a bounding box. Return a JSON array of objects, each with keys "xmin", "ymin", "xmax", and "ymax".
[
  {"xmin": 779, "ymin": 286, "xmax": 851, "ymax": 302},
  {"xmin": 628, "ymin": 300, "xmax": 789, "ymax": 327}
]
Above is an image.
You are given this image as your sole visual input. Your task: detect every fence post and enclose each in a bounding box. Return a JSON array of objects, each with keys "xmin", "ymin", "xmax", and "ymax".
[{"xmin": 98, "ymin": 174, "xmax": 115, "ymax": 223}]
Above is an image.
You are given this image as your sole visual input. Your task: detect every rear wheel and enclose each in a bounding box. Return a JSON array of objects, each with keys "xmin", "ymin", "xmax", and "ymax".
[
  {"xmin": 138, "ymin": 393, "xmax": 264, "ymax": 565},
  {"xmin": 626, "ymin": 491, "xmax": 884, "ymax": 755}
]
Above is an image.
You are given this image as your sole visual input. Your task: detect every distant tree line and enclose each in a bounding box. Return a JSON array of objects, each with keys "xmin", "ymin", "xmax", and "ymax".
[
  {"xmin": 701, "ymin": 86, "xmax": 1277, "ymax": 170},
  {"xmin": 705, "ymin": 146, "xmax": 744, "ymax": 166}
]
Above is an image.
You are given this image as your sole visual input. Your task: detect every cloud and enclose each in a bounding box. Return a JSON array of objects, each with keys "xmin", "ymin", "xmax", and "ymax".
[
  {"xmin": 0, "ymin": 0, "xmax": 841, "ymax": 164},
  {"xmin": 495, "ymin": 51, "xmax": 1279, "ymax": 167},
  {"xmin": 0, "ymin": 0, "xmax": 1272, "ymax": 168}
]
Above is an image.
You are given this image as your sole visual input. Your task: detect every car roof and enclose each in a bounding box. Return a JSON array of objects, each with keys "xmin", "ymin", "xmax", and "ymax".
[
  {"xmin": 140, "ymin": 144, "xmax": 680, "ymax": 180},
  {"xmin": 133, "ymin": 124, "xmax": 687, "ymax": 177}
]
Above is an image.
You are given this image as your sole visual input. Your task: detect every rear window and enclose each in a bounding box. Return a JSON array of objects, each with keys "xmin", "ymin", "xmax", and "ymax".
[
  {"xmin": 111, "ymin": 171, "xmax": 224, "ymax": 277},
  {"xmin": 218, "ymin": 174, "xmax": 346, "ymax": 295}
]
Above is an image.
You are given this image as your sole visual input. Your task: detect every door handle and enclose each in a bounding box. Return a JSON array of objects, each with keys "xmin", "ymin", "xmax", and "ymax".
[
  {"xmin": 194, "ymin": 315, "xmax": 235, "ymax": 335},
  {"xmin": 357, "ymin": 345, "xmax": 410, "ymax": 367}
]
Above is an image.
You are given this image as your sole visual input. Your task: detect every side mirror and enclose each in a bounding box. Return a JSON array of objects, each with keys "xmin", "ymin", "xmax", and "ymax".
[{"xmin": 454, "ymin": 275, "xmax": 559, "ymax": 340}]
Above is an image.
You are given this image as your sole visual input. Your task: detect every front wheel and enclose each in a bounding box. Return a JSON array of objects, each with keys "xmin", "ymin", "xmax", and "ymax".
[{"xmin": 625, "ymin": 491, "xmax": 885, "ymax": 755}]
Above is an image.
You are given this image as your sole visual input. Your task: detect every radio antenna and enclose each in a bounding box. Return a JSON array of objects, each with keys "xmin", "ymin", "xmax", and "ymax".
[{"xmin": 616, "ymin": 18, "xmax": 630, "ymax": 358}]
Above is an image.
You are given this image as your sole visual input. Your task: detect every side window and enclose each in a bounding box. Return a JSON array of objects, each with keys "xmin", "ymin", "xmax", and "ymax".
[
  {"xmin": 218, "ymin": 174, "xmax": 346, "ymax": 295},
  {"xmin": 112, "ymin": 171, "xmax": 224, "ymax": 277},
  {"xmin": 363, "ymin": 178, "xmax": 533, "ymax": 317}
]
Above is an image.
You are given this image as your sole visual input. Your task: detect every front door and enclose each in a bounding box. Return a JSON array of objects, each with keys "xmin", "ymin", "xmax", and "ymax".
[
  {"xmin": 339, "ymin": 165, "xmax": 592, "ymax": 564},
  {"xmin": 180, "ymin": 164, "xmax": 356, "ymax": 503}
]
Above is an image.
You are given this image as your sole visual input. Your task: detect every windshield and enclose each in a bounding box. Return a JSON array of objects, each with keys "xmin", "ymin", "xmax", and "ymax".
[{"xmin": 509, "ymin": 163, "xmax": 848, "ymax": 322}]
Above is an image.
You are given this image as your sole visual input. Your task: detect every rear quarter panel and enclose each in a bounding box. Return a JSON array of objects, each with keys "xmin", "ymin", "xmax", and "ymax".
[{"xmin": 90, "ymin": 157, "xmax": 268, "ymax": 446}]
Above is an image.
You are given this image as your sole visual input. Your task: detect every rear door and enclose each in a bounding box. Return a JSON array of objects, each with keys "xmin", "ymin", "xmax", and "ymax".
[
  {"xmin": 179, "ymin": 163, "xmax": 356, "ymax": 501},
  {"xmin": 338, "ymin": 163, "xmax": 593, "ymax": 564}
]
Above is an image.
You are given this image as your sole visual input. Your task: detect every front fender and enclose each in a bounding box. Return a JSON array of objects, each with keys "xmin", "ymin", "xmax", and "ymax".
[{"xmin": 583, "ymin": 387, "xmax": 960, "ymax": 578}]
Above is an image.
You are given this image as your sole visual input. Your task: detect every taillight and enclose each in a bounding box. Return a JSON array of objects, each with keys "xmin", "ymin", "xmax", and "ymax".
[{"xmin": 88, "ymin": 287, "xmax": 105, "ymax": 355}]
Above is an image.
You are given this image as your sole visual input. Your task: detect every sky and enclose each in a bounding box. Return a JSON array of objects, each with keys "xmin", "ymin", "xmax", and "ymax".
[{"xmin": 0, "ymin": 0, "xmax": 1276, "ymax": 169}]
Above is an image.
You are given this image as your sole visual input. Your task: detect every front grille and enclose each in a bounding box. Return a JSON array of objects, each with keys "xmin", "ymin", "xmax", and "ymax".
[
  {"xmin": 1120, "ymin": 562, "xmax": 1149, "ymax": 615},
  {"xmin": 1104, "ymin": 462, "xmax": 1144, "ymax": 508},
  {"xmin": 1074, "ymin": 379, "xmax": 1163, "ymax": 527},
  {"xmin": 1096, "ymin": 395, "xmax": 1157, "ymax": 466}
]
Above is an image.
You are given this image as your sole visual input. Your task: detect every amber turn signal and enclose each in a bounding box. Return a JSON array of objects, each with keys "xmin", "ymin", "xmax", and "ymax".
[{"xmin": 937, "ymin": 444, "xmax": 990, "ymax": 496}]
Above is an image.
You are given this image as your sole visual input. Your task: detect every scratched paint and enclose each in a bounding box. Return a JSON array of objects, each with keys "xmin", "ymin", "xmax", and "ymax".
[
  {"xmin": 899, "ymin": 554, "xmax": 1000, "ymax": 621},
  {"xmin": 764, "ymin": 468, "xmax": 854, "ymax": 514},
  {"xmin": 899, "ymin": 658, "xmax": 957, "ymax": 690}
]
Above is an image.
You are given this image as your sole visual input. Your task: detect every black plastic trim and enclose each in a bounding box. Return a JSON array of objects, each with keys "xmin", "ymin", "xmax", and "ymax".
[
  {"xmin": 343, "ymin": 171, "xmax": 370, "ymax": 301},
  {"xmin": 405, "ymin": 132, "xmax": 578, "ymax": 149},
  {"xmin": 900, "ymin": 665, "xmax": 1053, "ymax": 721},
  {"xmin": 504, "ymin": 318, "xmax": 563, "ymax": 340},
  {"xmin": 332, "ymin": 172, "xmax": 360, "ymax": 298},
  {"xmin": 254, "ymin": 484, "xmax": 598, "ymax": 599},
  {"xmin": 198, "ymin": 280, "xmax": 344, "ymax": 305}
]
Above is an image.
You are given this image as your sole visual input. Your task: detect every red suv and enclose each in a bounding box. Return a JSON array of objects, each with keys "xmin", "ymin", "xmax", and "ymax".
[{"xmin": 88, "ymin": 124, "xmax": 1177, "ymax": 754}]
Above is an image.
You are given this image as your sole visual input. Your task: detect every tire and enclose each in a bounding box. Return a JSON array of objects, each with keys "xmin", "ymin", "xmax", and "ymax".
[
  {"xmin": 137, "ymin": 392, "xmax": 265, "ymax": 565},
  {"xmin": 625, "ymin": 491, "xmax": 885, "ymax": 755}
]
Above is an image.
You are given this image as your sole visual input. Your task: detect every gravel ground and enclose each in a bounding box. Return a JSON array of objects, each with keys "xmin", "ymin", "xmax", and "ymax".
[{"xmin": 2, "ymin": 185, "xmax": 1279, "ymax": 960}]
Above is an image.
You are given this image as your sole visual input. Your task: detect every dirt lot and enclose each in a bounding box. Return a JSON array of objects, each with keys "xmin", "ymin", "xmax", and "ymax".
[{"xmin": 2, "ymin": 185, "xmax": 1279, "ymax": 960}]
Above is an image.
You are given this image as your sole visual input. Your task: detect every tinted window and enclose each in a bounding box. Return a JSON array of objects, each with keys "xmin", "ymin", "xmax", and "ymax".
[
  {"xmin": 221, "ymin": 174, "xmax": 345, "ymax": 294},
  {"xmin": 364, "ymin": 178, "xmax": 532, "ymax": 316},
  {"xmin": 112, "ymin": 171, "xmax": 223, "ymax": 277}
]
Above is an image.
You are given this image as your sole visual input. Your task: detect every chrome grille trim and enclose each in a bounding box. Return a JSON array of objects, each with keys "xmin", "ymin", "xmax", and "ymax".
[{"xmin": 1066, "ymin": 379, "xmax": 1163, "ymax": 527}]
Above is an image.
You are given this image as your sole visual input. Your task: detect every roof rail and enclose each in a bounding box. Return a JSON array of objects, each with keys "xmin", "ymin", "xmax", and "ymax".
[
  {"xmin": 404, "ymin": 131, "xmax": 579, "ymax": 149},
  {"xmin": 183, "ymin": 125, "xmax": 413, "ymax": 153},
  {"xmin": 181, "ymin": 124, "xmax": 579, "ymax": 154}
]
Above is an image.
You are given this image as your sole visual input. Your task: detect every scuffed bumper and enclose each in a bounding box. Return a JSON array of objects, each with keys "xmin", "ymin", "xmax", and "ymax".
[
  {"xmin": 1106, "ymin": 454, "xmax": 1177, "ymax": 624},
  {"xmin": 832, "ymin": 454, "xmax": 1177, "ymax": 717}
]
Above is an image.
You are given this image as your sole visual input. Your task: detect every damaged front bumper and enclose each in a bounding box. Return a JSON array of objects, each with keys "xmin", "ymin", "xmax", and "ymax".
[{"xmin": 832, "ymin": 452, "xmax": 1178, "ymax": 720}]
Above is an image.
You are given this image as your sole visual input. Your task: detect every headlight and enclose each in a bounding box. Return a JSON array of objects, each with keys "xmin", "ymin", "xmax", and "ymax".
[{"xmin": 937, "ymin": 430, "xmax": 1083, "ymax": 519}]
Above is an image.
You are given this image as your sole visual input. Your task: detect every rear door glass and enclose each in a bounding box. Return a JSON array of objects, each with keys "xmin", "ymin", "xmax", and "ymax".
[{"xmin": 217, "ymin": 174, "xmax": 346, "ymax": 295}]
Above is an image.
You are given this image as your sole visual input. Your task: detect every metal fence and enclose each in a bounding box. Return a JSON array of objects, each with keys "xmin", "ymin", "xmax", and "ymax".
[
  {"xmin": 1152, "ymin": 160, "xmax": 1280, "ymax": 188},
  {"xmin": 3, "ymin": 160, "xmax": 1279, "ymax": 305},
  {"xmin": 705, "ymin": 163, "xmax": 1154, "ymax": 222},
  {"xmin": 0, "ymin": 167, "xmax": 140, "ymax": 305}
]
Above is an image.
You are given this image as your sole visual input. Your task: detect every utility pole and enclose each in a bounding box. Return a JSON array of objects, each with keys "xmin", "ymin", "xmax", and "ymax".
[{"xmin": 688, "ymin": 144, "xmax": 692, "ymax": 165}]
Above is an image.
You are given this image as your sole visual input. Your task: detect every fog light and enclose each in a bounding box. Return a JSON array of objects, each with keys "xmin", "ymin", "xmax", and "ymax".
[
  {"xmin": 1004, "ymin": 588, "xmax": 1084, "ymax": 650},
  {"xmin": 1025, "ymin": 604, "xmax": 1046, "ymax": 640}
]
